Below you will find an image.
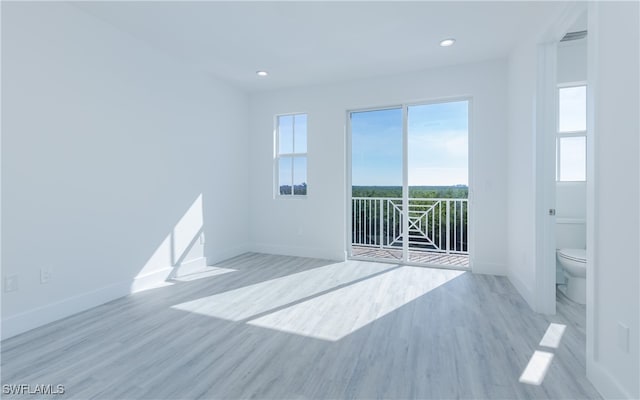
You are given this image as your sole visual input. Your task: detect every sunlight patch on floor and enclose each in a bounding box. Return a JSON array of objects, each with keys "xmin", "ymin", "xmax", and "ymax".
[
  {"xmin": 171, "ymin": 261, "xmax": 396, "ymax": 321},
  {"xmin": 539, "ymin": 323, "xmax": 566, "ymax": 349},
  {"xmin": 247, "ymin": 267, "xmax": 464, "ymax": 341},
  {"xmin": 519, "ymin": 350, "xmax": 554, "ymax": 385}
]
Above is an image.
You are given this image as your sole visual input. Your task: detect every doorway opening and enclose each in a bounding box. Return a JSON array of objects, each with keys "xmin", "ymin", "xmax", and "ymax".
[
  {"xmin": 535, "ymin": 5, "xmax": 589, "ymax": 316},
  {"xmin": 551, "ymin": 12, "xmax": 589, "ymax": 308},
  {"xmin": 347, "ymin": 100, "xmax": 471, "ymax": 268}
]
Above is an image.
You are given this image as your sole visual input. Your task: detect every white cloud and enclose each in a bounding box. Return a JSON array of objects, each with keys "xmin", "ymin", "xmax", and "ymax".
[{"xmin": 408, "ymin": 167, "xmax": 468, "ymax": 186}]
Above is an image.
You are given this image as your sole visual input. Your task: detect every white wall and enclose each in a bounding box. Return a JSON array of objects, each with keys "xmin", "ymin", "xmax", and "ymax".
[
  {"xmin": 557, "ymin": 39, "xmax": 587, "ymax": 84},
  {"xmin": 506, "ymin": 38, "xmax": 539, "ymax": 307},
  {"xmin": 556, "ymin": 184, "xmax": 586, "ymax": 220},
  {"xmin": 587, "ymin": 2, "xmax": 639, "ymax": 398},
  {"xmin": 1, "ymin": 3, "xmax": 249, "ymax": 338},
  {"xmin": 248, "ymin": 60, "xmax": 508, "ymax": 275}
]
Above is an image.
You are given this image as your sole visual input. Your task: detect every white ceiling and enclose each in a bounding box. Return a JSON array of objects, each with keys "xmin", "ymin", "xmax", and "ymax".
[{"xmin": 74, "ymin": 1, "xmax": 567, "ymax": 92}]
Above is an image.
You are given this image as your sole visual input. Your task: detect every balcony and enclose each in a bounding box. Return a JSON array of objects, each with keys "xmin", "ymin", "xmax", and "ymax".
[{"xmin": 351, "ymin": 197, "xmax": 469, "ymax": 268}]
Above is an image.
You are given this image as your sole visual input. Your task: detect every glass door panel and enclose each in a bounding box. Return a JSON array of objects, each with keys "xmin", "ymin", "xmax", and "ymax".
[
  {"xmin": 407, "ymin": 101, "xmax": 469, "ymax": 266},
  {"xmin": 350, "ymin": 108, "xmax": 403, "ymax": 261}
]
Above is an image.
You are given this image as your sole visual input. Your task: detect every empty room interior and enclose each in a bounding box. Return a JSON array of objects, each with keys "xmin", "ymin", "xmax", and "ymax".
[{"xmin": 1, "ymin": 1, "xmax": 639, "ymax": 399}]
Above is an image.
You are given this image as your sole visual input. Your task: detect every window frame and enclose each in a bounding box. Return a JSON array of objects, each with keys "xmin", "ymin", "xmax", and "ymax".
[
  {"xmin": 274, "ymin": 112, "xmax": 308, "ymax": 198},
  {"xmin": 556, "ymin": 82, "xmax": 587, "ymax": 182}
]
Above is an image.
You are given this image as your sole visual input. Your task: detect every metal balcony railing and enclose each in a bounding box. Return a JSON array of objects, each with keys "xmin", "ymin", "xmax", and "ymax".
[{"xmin": 351, "ymin": 197, "xmax": 469, "ymax": 255}]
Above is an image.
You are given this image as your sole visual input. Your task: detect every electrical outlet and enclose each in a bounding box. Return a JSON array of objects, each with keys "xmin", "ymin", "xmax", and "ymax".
[
  {"xmin": 40, "ymin": 266, "xmax": 53, "ymax": 284},
  {"xmin": 617, "ymin": 322, "xmax": 630, "ymax": 353},
  {"xmin": 4, "ymin": 275, "xmax": 18, "ymax": 292}
]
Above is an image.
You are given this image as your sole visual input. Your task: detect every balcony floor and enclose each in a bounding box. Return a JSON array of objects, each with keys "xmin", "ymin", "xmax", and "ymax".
[{"xmin": 351, "ymin": 245, "xmax": 470, "ymax": 267}]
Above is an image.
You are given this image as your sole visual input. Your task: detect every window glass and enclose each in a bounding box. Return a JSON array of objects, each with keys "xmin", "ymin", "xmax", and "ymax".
[
  {"xmin": 559, "ymin": 86, "xmax": 586, "ymax": 132},
  {"xmin": 294, "ymin": 114, "xmax": 307, "ymax": 153},
  {"xmin": 293, "ymin": 157, "xmax": 307, "ymax": 195},
  {"xmin": 278, "ymin": 115, "xmax": 294, "ymax": 154},
  {"xmin": 559, "ymin": 136, "xmax": 586, "ymax": 181},
  {"xmin": 279, "ymin": 157, "xmax": 292, "ymax": 195}
]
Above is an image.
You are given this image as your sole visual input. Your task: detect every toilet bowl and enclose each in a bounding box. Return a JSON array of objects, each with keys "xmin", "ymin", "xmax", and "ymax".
[{"xmin": 557, "ymin": 248, "xmax": 586, "ymax": 304}]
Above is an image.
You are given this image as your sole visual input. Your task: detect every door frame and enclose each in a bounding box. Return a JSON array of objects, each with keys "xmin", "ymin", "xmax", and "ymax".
[
  {"xmin": 345, "ymin": 96, "xmax": 474, "ymax": 269},
  {"xmin": 345, "ymin": 104, "xmax": 402, "ymax": 263},
  {"xmin": 534, "ymin": 2, "xmax": 588, "ymax": 315}
]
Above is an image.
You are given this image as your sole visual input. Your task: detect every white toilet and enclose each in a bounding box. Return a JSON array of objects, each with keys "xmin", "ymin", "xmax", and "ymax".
[{"xmin": 557, "ymin": 248, "xmax": 586, "ymax": 304}]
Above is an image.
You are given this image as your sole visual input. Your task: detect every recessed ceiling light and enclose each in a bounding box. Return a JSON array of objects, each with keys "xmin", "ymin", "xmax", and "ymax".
[
  {"xmin": 439, "ymin": 38, "xmax": 456, "ymax": 47},
  {"xmin": 256, "ymin": 70, "xmax": 268, "ymax": 77}
]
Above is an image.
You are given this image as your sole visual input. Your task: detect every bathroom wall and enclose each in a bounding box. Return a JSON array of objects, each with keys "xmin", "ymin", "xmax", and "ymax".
[{"xmin": 555, "ymin": 38, "xmax": 587, "ymax": 283}]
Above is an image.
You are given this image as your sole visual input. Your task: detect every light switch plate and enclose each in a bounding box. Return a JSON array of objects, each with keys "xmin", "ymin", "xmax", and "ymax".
[
  {"xmin": 4, "ymin": 275, "xmax": 18, "ymax": 292},
  {"xmin": 40, "ymin": 267, "xmax": 53, "ymax": 284}
]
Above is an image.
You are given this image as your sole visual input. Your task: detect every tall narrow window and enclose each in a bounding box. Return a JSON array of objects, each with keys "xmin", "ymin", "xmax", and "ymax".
[
  {"xmin": 276, "ymin": 113, "xmax": 307, "ymax": 196},
  {"xmin": 557, "ymin": 85, "xmax": 587, "ymax": 181}
]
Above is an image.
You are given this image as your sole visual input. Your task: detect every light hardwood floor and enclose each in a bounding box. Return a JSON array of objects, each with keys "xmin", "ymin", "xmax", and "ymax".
[{"xmin": 1, "ymin": 253, "xmax": 600, "ymax": 399}]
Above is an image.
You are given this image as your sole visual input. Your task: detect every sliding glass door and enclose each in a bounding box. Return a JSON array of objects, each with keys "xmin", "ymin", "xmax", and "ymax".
[{"xmin": 349, "ymin": 100, "xmax": 470, "ymax": 268}]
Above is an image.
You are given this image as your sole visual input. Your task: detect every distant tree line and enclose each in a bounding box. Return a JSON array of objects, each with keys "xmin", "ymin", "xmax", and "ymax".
[
  {"xmin": 352, "ymin": 185, "xmax": 468, "ymax": 199},
  {"xmin": 279, "ymin": 183, "xmax": 308, "ymax": 195}
]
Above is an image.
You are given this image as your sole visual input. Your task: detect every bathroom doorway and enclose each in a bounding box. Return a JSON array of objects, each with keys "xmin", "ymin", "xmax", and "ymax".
[
  {"xmin": 537, "ymin": 8, "xmax": 589, "ymax": 314},
  {"xmin": 555, "ymin": 82, "xmax": 587, "ymax": 304},
  {"xmin": 554, "ymin": 14, "xmax": 588, "ymax": 308},
  {"xmin": 534, "ymin": 5, "xmax": 590, "ymax": 314}
]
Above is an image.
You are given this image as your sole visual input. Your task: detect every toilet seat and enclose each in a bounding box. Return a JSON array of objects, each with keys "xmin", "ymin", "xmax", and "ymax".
[
  {"xmin": 558, "ymin": 248, "xmax": 586, "ymax": 263},
  {"xmin": 557, "ymin": 248, "xmax": 586, "ymax": 304}
]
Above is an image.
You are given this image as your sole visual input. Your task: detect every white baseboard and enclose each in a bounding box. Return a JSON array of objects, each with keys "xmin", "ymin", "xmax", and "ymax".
[
  {"xmin": 587, "ymin": 359, "xmax": 635, "ymax": 399},
  {"xmin": 507, "ymin": 272, "xmax": 536, "ymax": 311},
  {"xmin": 472, "ymin": 261, "xmax": 507, "ymax": 276},
  {"xmin": 1, "ymin": 281, "xmax": 130, "ymax": 340},
  {"xmin": 2, "ymin": 258, "xmax": 204, "ymax": 340},
  {"xmin": 207, "ymin": 244, "xmax": 252, "ymax": 265},
  {"xmin": 250, "ymin": 243, "xmax": 344, "ymax": 261},
  {"xmin": 130, "ymin": 267, "xmax": 174, "ymax": 293},
  {"xmin": 172, "ymin": 257, "xmax": 208, "ymax": 278},
  {"xmin": 1, "ymin": 245, "xmax": 318, "ymax": 340}
]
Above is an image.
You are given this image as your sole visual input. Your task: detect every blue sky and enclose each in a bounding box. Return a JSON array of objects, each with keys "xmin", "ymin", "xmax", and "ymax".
[{"xmin": 351, "ymin": 101, "xmax": 469, "ymax": 186}]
